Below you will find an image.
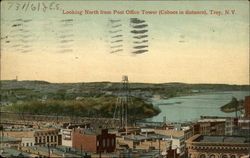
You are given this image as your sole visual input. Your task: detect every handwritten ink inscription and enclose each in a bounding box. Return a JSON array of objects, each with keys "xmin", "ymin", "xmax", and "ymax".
[{"xmin": 7, "ymin": 2, "xmax": 61, "ymax": 12}]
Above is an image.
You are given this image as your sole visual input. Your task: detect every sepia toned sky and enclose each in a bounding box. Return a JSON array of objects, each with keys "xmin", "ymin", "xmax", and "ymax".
[{"xmin": 0, "ymin": 1, "xmax": 249, "ymax": 84}]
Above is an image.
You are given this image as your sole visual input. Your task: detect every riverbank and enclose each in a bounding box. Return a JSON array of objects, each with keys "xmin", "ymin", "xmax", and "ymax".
[{"xmin": 3, "ymin": 96, "xmax": 161, "ymax": 120}]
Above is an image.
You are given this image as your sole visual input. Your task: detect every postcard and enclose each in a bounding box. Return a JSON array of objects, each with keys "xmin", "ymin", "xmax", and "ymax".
[{"xmin": 0, "ymin": 0, "xmax": 249, "ymax": 157}]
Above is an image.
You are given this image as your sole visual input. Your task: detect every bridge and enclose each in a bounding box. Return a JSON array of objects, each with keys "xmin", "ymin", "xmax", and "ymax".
[{"xmin": 0, "ymin": 112, "xmax": 121, "ymax": 128}]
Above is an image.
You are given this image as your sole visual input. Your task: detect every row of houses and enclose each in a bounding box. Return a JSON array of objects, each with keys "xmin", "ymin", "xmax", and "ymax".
[
  {"xmin": 1, "ymin": 96, "xmax": 250, "ymax": 157},
  {"xmin": 1, "ymin": 117, "xmax": 250, "ymax": 157}
]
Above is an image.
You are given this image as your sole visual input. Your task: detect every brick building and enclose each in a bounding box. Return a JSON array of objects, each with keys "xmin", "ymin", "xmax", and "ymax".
[
  {"xmin": 186, "ymin": 134, "xmax": 250, "ymax": 158},
  {"xmin": 194, "ymin": 116, "xmax": 226, "ymax": 135},
  {"xmin": 244, "ymin": 96, "xmax": 250, "ymax": 118},
  {"xmin": 72, "ymin": 128, "xmax": 116, "ymax": 153}
]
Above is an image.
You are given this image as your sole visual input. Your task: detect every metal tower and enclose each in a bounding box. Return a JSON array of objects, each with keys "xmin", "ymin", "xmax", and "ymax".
[{"xmin": 113, "ymin": 75, "xmax": 130, "ymax": 129}]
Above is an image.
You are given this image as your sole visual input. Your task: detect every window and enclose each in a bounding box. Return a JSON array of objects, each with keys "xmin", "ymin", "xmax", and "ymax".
[
  {"xmin": 199, "ymin": 154, "xmax": 206, "ymax": 158},
  {"xmin": 47, "ymin": 136, "xmax": 49, "ymax": 142},
  {"xmin": 222, "ymin": 155, "xmax": 228, "ymax": 158},
  {"xmin": 209, "ymin": 155, "xmax": 216, "ymax": 158},
  {"xmin": 54, "ymin": 136, "xmax": 57, "ymax": 142},
  {"xmin": 230, "ymin": 156, "xmax": 236, "ymax": 158},
  {"xmin": 26, "ymin": 143, "xmax": 29, "ymax": 146},
  {"xmin": 111, "ymin": 138, "xmax": 115, "ymax": 147},
  {"xmin": 107, "ymin": 139, "xmax": 110, "ymax": 147},
  {"xmin": 103, "ymin": 139, "xmax": 106, "ymax": 148},
  {"xmin": 97, "ymin": 140, "xmax": 99, "ymax": 147},
  {"xmin": 51, "ymin": 136, "xmax": 53, "ymax": 142},
  {"xmin": 35, "ymin": 137, "xmax": 38, "ymax": 143}
]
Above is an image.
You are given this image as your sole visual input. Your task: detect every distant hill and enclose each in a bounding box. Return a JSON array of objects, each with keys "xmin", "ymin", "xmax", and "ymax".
[
  {"xmin": 0, "ymin": 80, "xmax": 249, "ymax": 103},
  {"xmin": 1, "ymin": 80, "xmax": 249, "ymax": 91}
]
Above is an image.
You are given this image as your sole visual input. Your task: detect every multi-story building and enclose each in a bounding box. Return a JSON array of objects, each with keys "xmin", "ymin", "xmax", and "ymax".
[
  {"xmin": 0, "ymin": 135, "xmax": 21, "ymax": 148},
  {"xmin": 34, "ymin": 128, "xmax": 61, "ymax": 147},
  {"xmin": 195, "ymin": 116, "xmax": 226, "ymax": 135},
  {"xmin": 154, "ymin": 129, "xmax": 186, "ymax": 158},
  {"xmin": 3, "ymin": 127, "xmax": 61, "ymax": 147},
  {"xmin": 72, "ymin": 128, "xmax": 116, "ymax": 153},
  {"xmin": 61, "ymin": 123, "xmax": 90, "ymax": 147},
  {"xmin": 116, "ymin": 132, "xmax": 171, "ymax": 153},
  {"xmin": 237, "ymin": 118, "xmax": 250, "ymax": 136},
  {"xmin": 21, "ymin": 137, "xmax": 35, "ymax": 147},
  {"xmin": 244, "ymin": 96, "xmax": 250, "ymax": 118},
  {"xmin": 225, "ymin": 118, "xmax": 238, "ymax": 135},
  {"xmin": 61, "ymin": 129, "xmax": 73, "ymax": 147},
  {"xmin": 186, "ymin": 134, "xmax": 250, "ymax": 158}
]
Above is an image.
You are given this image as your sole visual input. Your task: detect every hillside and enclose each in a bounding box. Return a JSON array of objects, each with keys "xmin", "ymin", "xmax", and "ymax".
[
  {"xmin": 1, "ymin": 80, "xmax": 249, "ymax": 103},
  {"xmin": 3, "ymin": 96, "xmax": 160, "ymax": 119}
]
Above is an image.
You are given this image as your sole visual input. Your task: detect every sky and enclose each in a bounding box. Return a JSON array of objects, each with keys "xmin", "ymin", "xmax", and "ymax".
[{"xmin": 0, "ymin": 1, "xmax": 249, "ymax": 84}]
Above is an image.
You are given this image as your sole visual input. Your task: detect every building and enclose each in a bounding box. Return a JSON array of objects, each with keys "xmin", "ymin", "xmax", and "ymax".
[
  {"xmin": 186, "ymin": 134, "xmax": 250, "ymax": 158},
  {"xmin": 32, "ymin": 128, "xmax": 61, "ymax": 147},
  {"xmin": 154, "ymin": 129, "xmax": 186, "ymax": 158},
  {"xmin": 61, "ymin": 129, "xmax": 73, "ymax": 147},
  {"xmin": 72, "ymin": 128, "xmax": 116, "ymax": 153},
  {"xmin": 20, "ymin": 145, "xmax": 86, "ymax": 157},
  {"xmin": 195, "ymin": 116, "xmax": 226, "ymax": 135},
  {"xmin": 0, "ymin": 135, "xmax": 21, "ymax": 148},
  {"xmin": 244, "ymin": 96, "xmax": 250, "ymax": 118},
  {"xmin": 21, "ymin": 137, "xmax": 35, "ymax": 147},
  {"xmin": 116, "ymin": 132, "xmax": 171, "ymax": 153},
  {"xmin": 61, "ymin": 123, "xmax": 90, "ymax": 147},
  {"xmin": 237, "ymin": 118, "xmax": 250, "ymax": 136},
  {"xmin": 225, "ymin": 118, "xmax": 238, "ymax": 136},
  {"xmin": 0, "ymin": 146, "xmax": 37, "ymax": 157},
  {"xmin": 3, "ymin": 127, "xmax": 61, "ymax": 147}
]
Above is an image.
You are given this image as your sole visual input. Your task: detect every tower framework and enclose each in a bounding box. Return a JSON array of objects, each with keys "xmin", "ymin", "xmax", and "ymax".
[{"xmin": 113, "ymin": 75, "xmax": 131, "ymax": 129}]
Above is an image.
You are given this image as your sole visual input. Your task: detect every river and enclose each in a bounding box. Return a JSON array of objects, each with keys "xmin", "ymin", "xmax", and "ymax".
[{"xmin": 149, "ymin": 91, "xmax": 249, "ymax": 123}]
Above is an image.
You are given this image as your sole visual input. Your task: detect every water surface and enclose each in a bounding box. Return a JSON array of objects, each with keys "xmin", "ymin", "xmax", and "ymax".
[{"xmin": 150, "ymin": 91, "xmax": 249, "ymax": 123}]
